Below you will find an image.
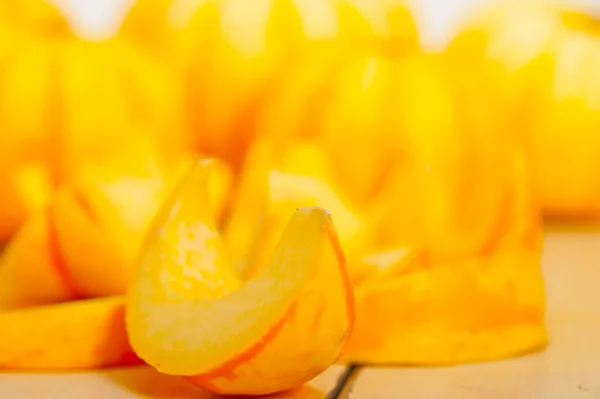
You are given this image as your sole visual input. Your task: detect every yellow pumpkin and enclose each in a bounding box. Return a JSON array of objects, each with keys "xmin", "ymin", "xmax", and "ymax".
[
  {"xmin": 0, "ymin": 33, "xmax": 191, "ymax": 242},
  {"xmin": 251, "ymin": 50, "xmax": 547, "ymax": 364},
  {"xmin": 120, "ymin": 0, "xmax": 418, "ymax": 169},
  {"xmin": 447, "ymin": 0, "xmax": 600, "ymax": 219}
]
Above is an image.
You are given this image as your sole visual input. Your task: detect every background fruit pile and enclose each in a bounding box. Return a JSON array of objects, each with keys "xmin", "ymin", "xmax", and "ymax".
[{"xmin": 0, "ymin": 0, "xmax": 597, "ymax": 396}]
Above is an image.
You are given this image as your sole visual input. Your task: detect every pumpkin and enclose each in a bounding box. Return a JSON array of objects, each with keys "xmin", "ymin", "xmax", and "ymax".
[
  {"xmin": 244, "ymin": 50, "xmax": 547, "ymax": 364},
  {"xmin": 447, "ymin": 0, "xmax": 600, "ymax": 220},
  {"xmin": 0, "ymin": 32, "xmax": 191, "ymax": 241},
  {"xmin": 120, "ymin": 0, "xmax": 418, "ymax": 169}
]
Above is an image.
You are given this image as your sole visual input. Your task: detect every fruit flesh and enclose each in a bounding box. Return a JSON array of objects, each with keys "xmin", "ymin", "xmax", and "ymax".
[
  {"xmin": 340, "ymin": 127, "xmax": 546, "ymax": 364},
  {"xmin": 189, "ymin": 210, "xmax": 352, "ymax": 395},
  {"xmin": 0, "ymin": 210, "xmax": 76, "ymax": 310},
  {"xmin": 0, "ymin": 296, "xmax": 140, "ymax": 370},
  {"xmin": 0, "ymin": 144, "xmax": 201, "ymax": 308},
  {"xmin": 342, "ymin": 244, "xmax": 546, "ymax": 365},
  {"xmin": 127, "ymin": 160, "xmax": 354, "ymax": 395},
  {"xmin": 224, "ymin": 138, "xmax": 366, "ymax": 281}
]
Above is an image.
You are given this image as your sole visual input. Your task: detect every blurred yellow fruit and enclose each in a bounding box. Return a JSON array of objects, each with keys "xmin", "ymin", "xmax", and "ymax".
[
  {"xmin": 0, "ymin": 0, "xmax": 69, "ymax": 242},
  {"xmin": 121, "ymin": 0, "xmax": 418, "ymax": 168},
  {"xmin": 259, "ymin": 50, "xmax": 405, "ymax": 209},
  {"xmin": 224, "ymin": 138, "xmax": 367, "ymax": 281},
  {"xmin": 0, "ymin": 210, "xmax": 74, "ymax": 309},
  {"xmin": 261, "ymin": 49, "xmax": 512, "ymax": 258},
  {"xmin": 447, "ymin": 0, "xmax": 600, "ymax": 219},
  {"xmin": 342, "ymin": 140, "xmax": 547, "ymax": 364},
  {"xmin": 254, "ymin": 48, "xmax": 547, "ymax": 364},
  {"xmin": 343, "ymin": 245, "xmax": 546, "ymax": 365},
  {"xmin": 0, "ymin": 297, "xmax": 140, "ymax": 370},
  {"xmin": 0, "ymin": 34, "xmax": 191, "ymax": 242},
  {"xmin": 0, "ymin": 142, "xmax": 218, "ymax": 309},
  {"xmin": 368, "ymin": 54, "xmax": 515, "ymax": 259}
]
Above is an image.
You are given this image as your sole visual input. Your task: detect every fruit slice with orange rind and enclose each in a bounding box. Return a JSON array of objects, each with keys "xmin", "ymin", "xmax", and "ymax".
[
  {"xmin": 0, "ymin": 296, "xmax": 140, "ymax": 370},
  {"xmin": 0, "ymin": 160, "xmax": 54, "ymax": 243},
  {"xmin": 0, "ymin": 150, "xmax": 231, "ymax": 308},
  {"xmin": 224, "ymin": 138, "xmax": 367, "ymax": 281},
  {"xmin": 222, "ymin": 138, "xmax": 276, "ymax": 277},
  {"xmin": 340, "ymin": 141, "xmax": 547, "ymax": 365},
  {"xmin": 341, "ymin": 244, "xmax": 546, "ymax": 365},
  {"xmin": 189, "ymin": 207, "xmax": 354, "ymax": 395},
  {"xmin": 239, "ymin": 170, "xmax": 366, "ymax": 282},
  {"xmin": 0, "ymin": 210, "xmax": 76, "ymax": 310},
  {"xmin": 126, "ymin": 160, "xmax": 354, "ymax": 396},
  {"xmin": 49, "ymin": 149, "xmax": 193, "ymax": 298},
  {"xmin": 51, "ymin": 147, "xmax": 230, "ymax": 298},
  {"xmin": 49, "ymin": 183, "xmax": 136, "ymax": 298}
]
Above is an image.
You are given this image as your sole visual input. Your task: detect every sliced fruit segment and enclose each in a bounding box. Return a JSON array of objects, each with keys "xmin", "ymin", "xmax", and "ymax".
[
  {"xmin": 0, "ymin": 210, "xmax": 76, "ymax": 310},
  {"xmin": 127, "ymin": 159, "xmax": 354, "ymax": 396},
  {"xmin": 0, "ymin": 150, "xmax": 222, "ymax": 308},
  {"xmin": 225, "ymin": 138, "xmax": 367, "ymax": 280},
  {"xmin": 50, "ymin": 183, "xmax": 132, "ymax": 298},
  {"xmin": 0, "ymin": 296, "xmax": 139, "ymax": 370},
  {"xmin": 341, "ymin": 246, "xmax": 547, "ymax": 365},
  {"xmin": 189, "ymin": 208, "xmax": 353, "ymax": 395},
  {"xmin": 50, "ymin": 150, "xmax": 192, "ymax": 298}
]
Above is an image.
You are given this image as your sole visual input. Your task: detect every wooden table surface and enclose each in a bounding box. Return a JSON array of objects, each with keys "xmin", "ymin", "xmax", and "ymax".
[{"xmin": 1, "ymin": 227, "xmax": 599, "ymax": 399}]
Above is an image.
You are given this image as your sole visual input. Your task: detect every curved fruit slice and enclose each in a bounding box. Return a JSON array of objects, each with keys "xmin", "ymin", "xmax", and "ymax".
[
  {"xmin": 0, "ymin": 161, "xmax": 185, "ymax": 308},
  {"xmin": 0, "ymin": 296, "xmax": 140, "ymax": 370},
  {"xmin": 126, "ymin": 160, "xmax": 354, "ymax": 396},
  {"xmin": 0, "ymin": 210, "xmax": 76, "ymax": 310},
  {"xmin": 50, "ymin": 182, "xmax": 132, "ymax": 298},
  {"xmin": 233, "ymin": 170, "xmax": 366, "ymax": 282},
  {"xmin": 0, "ymin": 160, "xmax": 54, "ymax": 243},
  {"xmin": 341, "ymin": 246, "xmax": 547, "ymax": 365},
  {"xmin": 224, "ymin": 138, "xmax": 367, "ymax": 280},
  {"xmin": 315, "ymin": 54, "xmax": 401, "ymax": 208},
  {"xmin": 0, "ymin": 150, "xmax": 228, "ymax": 308},
  {"xmin": 49, "ymin": 152, "xmax": 190, "ymax": 298},
  {"xmin": 340, "ymin": 135, "xmax": 547, "ymax": 365}
]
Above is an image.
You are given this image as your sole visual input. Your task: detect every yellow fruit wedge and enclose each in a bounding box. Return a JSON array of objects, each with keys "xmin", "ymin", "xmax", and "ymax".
[
  {"xmin": 0, "ymin": 148, "xmax": 228, "ymax": 309},
  {"xmin": 341, "ymin": 245, "xmax": 547, "ymax": 365},
  {"xmin": 340, "ymin": 137, "xmax": 547, "ymax": 365},
  {"xmin": 0, "ymin": 210, "xmax": 76, "ymax": 310},
  {"xmin": 126, "ymin": 159, "xmax": 354, "ymax": 396},
  {"xmin": 224, "ymin": 139, "xmax": 367, "ymax": 281},
  {"xmin": 0, "ymin": 296, "xmax": 139, "ymax": 370}
]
